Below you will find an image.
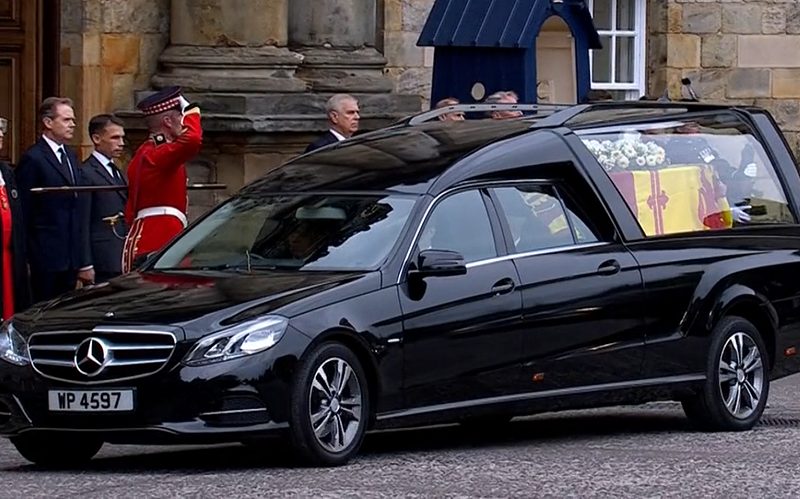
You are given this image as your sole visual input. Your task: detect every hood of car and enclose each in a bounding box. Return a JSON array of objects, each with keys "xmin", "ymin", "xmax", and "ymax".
[{"xmin": 13, "ymin": 270, "xmax": 379, "ymax": 337}]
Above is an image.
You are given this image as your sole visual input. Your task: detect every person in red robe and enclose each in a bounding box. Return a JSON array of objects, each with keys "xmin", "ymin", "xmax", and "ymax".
[
  {"xmin": 0, "ymin": 117, "xmax": 31, "ymax": 319},
  {"xmin": 121, "ymin": 86, "xmax": 203, "ymax": 273}
]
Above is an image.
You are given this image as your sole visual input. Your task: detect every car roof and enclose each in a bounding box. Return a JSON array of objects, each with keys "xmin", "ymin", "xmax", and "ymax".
[
  {"xmin": 239, "ymin": 118, "xmax": 533, "ymax": 196},
  {"xmin": 239, "ymin": 102, "xmax": 766, "ymax": 197}
]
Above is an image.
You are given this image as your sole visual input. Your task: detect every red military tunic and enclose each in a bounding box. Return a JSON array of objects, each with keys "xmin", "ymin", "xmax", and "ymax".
[
  {"xmin": 121, "ymin": 108, "xmax": 202, "ymax": 273},
  {"xmin": 1, "ymin": 183, "xmax": 13, "ymax": 319}
]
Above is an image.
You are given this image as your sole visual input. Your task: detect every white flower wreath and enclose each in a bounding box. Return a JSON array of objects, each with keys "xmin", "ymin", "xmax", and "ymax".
[{"xmin": 582, "ymin": 136, "xmax": 667, "ymax": 172}]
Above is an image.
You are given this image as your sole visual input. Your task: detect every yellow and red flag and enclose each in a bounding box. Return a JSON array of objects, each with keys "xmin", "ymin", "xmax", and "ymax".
[{"xmin": 609, "ymin": 165, "xmax": 732, "ymax": 236}]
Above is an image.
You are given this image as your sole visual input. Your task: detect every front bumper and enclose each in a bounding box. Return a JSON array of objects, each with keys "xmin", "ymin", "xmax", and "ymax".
[{"xmin": 0, "ymin": 331, "xmax": 309, "ymax": 444}]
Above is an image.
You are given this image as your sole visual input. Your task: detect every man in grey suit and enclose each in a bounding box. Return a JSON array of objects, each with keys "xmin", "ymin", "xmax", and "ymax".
[{"xmin": 82, "ymin": 114, "xmax": 128, "ymax": 283}]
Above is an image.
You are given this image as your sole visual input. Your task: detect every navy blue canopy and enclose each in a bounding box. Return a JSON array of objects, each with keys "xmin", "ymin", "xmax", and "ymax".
[{"xmin": 418, "ymin": 0, "xmax": 601, "ymax": 50}]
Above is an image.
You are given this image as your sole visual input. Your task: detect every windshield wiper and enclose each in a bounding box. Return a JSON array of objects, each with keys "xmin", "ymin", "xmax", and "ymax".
[
  {"xmin": 157, "ymin": 263, "xmax": 277, "ymax": 272},
  {"xmin": 155, "ymin": 252, "xmax": 295, "ymax": 272}
]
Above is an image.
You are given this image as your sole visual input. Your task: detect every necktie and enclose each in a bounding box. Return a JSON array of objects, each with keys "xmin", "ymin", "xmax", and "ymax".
[
  {"xmin": 58, "ymin": 146, "xmax": 76, "ymax": 184},
  {"xmin": 108, "ymin": 162, "xmax": 120, "ymax": 183}
]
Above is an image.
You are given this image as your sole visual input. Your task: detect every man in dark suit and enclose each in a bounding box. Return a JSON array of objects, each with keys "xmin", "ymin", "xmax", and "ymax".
[
  {"xmin": 82, "ymin": 114, "xmax": 128, "ymax": 283},
  {"xmin": 305, "ymin": 94, "xmax": 360, "ymax": 153},
  {"xmin": 14, "ymin": 97, "xmax": 93, "ymax": 303}
]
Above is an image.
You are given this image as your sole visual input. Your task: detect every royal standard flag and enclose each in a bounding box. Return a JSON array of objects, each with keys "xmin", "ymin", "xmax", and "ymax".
[{"xmin": 609, "ymin": 165, "xmax": 732, "ymax": 236}]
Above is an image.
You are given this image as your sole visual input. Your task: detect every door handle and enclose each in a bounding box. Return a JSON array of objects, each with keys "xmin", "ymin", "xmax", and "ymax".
[
  {"xmin": 596, "ymin": 259, "xmax": 621, "ymax": 276},
  {"xmin": 491, "ymin": 278, "xmax": 515, "ymax": 295}
]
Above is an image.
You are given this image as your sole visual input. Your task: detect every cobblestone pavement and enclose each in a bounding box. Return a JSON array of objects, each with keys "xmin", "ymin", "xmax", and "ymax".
[{"xmin": 1, "ymin": 374, "xmax": 800, "ymax": 498}]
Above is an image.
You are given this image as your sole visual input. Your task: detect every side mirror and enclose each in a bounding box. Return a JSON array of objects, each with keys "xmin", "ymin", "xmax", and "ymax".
[{"xmin": 410, "ymin": 249, "xmax": 467, "ymax": 278}]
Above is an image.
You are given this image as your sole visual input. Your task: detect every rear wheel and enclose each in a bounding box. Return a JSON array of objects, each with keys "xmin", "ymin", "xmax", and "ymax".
[
  {"xmin": 11, "ymin": 432, "xmax": 103, "ymax": 467},
  {"xmin": 682, "ymin": 316, "xmax": 769, "ymax": 431},
  {"xmin": 288, "ymin": 342, "xmax": 369, "ymax": 466}
]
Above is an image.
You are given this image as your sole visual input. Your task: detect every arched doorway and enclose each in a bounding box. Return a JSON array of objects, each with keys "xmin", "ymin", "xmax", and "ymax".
[{"xmin": 535, "ymin": 16, "xmax": 577, "ymax": 104}]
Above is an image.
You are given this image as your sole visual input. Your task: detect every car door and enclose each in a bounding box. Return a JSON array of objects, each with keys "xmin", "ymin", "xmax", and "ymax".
[
  {"xmin": 398, "ymin": 188, "xmax": 525, "ymax": 408},
  {"xmin": 489, "ymin": 182, "xmax": 646, "ymax": 392}
]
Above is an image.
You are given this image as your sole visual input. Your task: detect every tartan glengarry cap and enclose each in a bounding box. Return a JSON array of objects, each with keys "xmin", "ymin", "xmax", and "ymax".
[{"xmin": 137, "ymin": 86, "xmax": 182, "ymax": 116}]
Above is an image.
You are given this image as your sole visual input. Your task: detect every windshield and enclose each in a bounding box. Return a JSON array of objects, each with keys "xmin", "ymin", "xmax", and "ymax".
[{"xmin": 153, "ymin": 193, "xmax": 417, "ymax": 272}]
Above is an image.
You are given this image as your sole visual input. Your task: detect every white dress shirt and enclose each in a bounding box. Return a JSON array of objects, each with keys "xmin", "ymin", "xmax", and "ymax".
[
  {"xmin": 91, "ymin": 151, "xmax": 118, "ymax": 180},
  {"xmin": 41, "ymin": 134, "xmax": 75, "ymax": 182},
  {"xmin": 329, "ymin": 129, "xmax": 347, "ymax": 142},
  {"xmin": 41, "ymin": 134, "xmax": 63, "ymax": 157}
]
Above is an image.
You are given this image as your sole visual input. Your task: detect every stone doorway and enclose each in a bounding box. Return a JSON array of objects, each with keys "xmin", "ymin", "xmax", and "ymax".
[
  {"xmin": 0, "ymin": 0, "xmax": 60, "ymax": 164},
  {"xmin": 536, "ymin": 16, "xmax": 577, "ymax": 105}
]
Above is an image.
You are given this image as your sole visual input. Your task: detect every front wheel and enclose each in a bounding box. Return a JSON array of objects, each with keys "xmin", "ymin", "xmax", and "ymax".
[
  {"xmin": 288, "ymin": 342, "xmax": 370, "ymax": 466},
  {"xmin": 682, "ymin": 316, "xmax": 769, "ymax": 431},
  {"xmin": 11, "ymin": 432, "xmax": 103, "ymax": 467}
]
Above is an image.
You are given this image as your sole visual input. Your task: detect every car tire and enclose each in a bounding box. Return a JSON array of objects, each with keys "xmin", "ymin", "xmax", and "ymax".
[
  {"xmin": 682, "ymin": 316, "xmax": 769, "ymax": 431},
  {"xmin": 11, "ymin": 432, "xmax": 103, "ymax": 467},
  {"xmin": 288, "ymin": 342, "xmax": 370, "ymax": 467}
]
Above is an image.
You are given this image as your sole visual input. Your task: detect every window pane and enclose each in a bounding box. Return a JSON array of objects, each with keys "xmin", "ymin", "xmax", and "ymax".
[
  {"xmin": 592, "ymin": 35, "xmax": 612, "ymax": 83},
  {"xmin": 493, "ymin": 186, "xmax": 576, "ymax": 252},
  {"xmin": 558, "ymin": 190, "xmax": 601, "ymax": 244},
  {"xmin": 589, "ymin": 89, "xmax": 639, "ymax": 101},
  {"xmin": 578, "ymin": 114, "xmax": 795, "ymax": 236},
  {"xmin": 615, "ymin": 36, "xmax": 635, "ymax": 83},
  {"xmin": 420, "ymin": 190, "xmax": 496, "ymax": 262},
  {"xmin": 616, "ymin": 0, "xmax": 636, "ymax": 30},
  {"xmin": 592, "ymin": 0, "xmax": 612, "ymax": 30}
]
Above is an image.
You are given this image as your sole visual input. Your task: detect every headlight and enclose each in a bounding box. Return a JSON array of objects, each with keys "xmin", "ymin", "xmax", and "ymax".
[
  {"xmin": 0, "ymin": 321, "xmax": 30, "ymax": 366},
  {"xmin": 183, "ymin": 316, "xmax": 288, "ymax": 366}
]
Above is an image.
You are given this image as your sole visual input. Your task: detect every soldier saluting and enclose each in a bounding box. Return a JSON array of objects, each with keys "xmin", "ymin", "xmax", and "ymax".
[{"xmin": 121, "ymin": 86, "xmax": 203, "ymax": 273}]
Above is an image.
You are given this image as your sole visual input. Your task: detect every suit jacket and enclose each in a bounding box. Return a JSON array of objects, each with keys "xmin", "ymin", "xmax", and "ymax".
[
  {"xmin": 14, "ymin": 137, "xmax": 90, "ymax": 273},
  {"xmin": 305, "ymin": 131, "xmax": 341, "ymax": 153},
  {"xmin": 81, "ymin": 154, "xmax": 128, "ymax": 274},
  {"xmin": 0, "ymin": 162, "xmax": 31, "ymax": 312}
]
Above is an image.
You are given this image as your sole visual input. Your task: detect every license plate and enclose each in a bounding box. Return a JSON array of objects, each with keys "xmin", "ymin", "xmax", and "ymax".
[{"xmin": 48, "ymin": 389, "xmax": 134, "ymax": 412}]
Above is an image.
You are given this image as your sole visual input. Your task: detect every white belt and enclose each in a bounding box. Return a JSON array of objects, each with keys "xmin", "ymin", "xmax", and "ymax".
[{"xmin": 136, "ymin": 206, "xmax": 188, "ymax": 228}]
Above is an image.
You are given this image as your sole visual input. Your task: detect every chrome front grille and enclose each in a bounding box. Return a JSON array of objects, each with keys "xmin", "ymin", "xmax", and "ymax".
[{"xmin": 28, "ymin": 326, "xmax": 177, "ymax": 384}]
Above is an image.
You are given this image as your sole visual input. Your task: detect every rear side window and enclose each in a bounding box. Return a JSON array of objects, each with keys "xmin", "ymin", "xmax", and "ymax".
[
  {"xmin": 492, "ymin": 185, "xmax": 599, "ymax": 253},
  {"xmin": 578, "ymin": 112, "xmax": 795, "ymax": 236},
  {"xmin": 418, "ymin": 189, "xmax": 497, "ymax": 263}
]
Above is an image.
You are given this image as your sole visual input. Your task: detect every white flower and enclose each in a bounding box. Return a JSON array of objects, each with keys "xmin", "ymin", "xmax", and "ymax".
[
  {"xmin": 646, "ymin": 155, "xmax": 657, "ymax": 167},
  {"xmin": 617, "ymin": 156, "xmax": 630, "ymax": 169},
  {"xmin": 636, "ymin": 156, "xmax": 647, "ymax": 167},
  {"xmin": 623, "ymin": 146, "xmax": 637, "ymax": 159}
]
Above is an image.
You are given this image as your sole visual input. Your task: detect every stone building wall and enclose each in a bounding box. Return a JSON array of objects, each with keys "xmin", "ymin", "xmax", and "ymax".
[
  {"xmin": 383, "ymin": 0, "xmax": 436, "ymax": 105},
  {"xmin": 60, "ymin": 0, "xmax": 170, "ymax": 158},
  {"xmin": 56, "ymin": 0, "xmax": 800, "ymax": 216},
  {"xmin": 647, "ymin": 0, "xmax": 800, "ymax": 154}
]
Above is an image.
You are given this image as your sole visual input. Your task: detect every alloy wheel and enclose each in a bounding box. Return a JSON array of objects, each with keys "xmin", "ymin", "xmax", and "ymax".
[
  {"xmin": 308, "ymin": 357, "xmax": 363, "ymax": 453},
  {"xmin": 718, "ymin": 331, "xmax": 765, "ymax": 419}
]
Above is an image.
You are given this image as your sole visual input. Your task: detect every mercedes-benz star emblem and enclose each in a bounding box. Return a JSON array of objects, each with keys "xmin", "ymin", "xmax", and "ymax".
[{"xmin": 74, "ymin": 337, "xmax": 111, "ymax": 377}]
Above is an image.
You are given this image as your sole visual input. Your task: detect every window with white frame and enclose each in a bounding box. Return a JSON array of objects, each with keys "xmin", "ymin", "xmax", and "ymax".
[{"xmin": 588, "ymin": 0, "xmax": 647, "ymax": 100}]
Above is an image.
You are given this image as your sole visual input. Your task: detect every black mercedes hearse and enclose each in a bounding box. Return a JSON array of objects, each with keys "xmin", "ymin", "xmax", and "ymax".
[{"xmin": 3, "ymin": 102, "xmax": 800, "ymax": 467}]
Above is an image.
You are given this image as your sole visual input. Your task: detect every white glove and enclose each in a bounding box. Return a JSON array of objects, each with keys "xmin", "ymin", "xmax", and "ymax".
[
  {"xmin": 731, "ymin": 205, "xmax": 751, "ymax": 223},
  {"xmin": 699, "ymin": 147, "xmax": 716, "ymax": 164},
  {"xmin": 178, "ymin": 95, "xmax": 191, "ymax": 112}
]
